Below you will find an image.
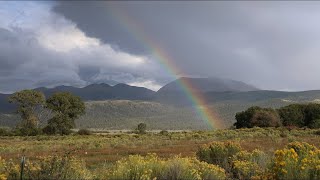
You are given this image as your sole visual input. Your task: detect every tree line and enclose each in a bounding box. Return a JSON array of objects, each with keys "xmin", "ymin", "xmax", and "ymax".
[
  {"xmin": 8, "ymin": 89, "xmax": 85, "ymax": 135},
  {"xmin": 234, "ymin": 103, "xmax": 320, "ymax": 129}
]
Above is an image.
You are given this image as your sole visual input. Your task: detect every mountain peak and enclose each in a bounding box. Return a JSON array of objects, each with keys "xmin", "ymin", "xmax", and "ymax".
[{"xmin": 158, "ymin": 77, "xmax": 259, "ymax": 93}]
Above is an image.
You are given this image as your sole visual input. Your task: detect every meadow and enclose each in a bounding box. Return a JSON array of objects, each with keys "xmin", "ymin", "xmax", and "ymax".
[{"xmin": 0, "ymin": 127, "xmax": 319, "ymax": 179}]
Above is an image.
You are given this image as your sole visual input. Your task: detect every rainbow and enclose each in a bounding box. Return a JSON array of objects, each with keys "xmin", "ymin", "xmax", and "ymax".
[{"xmin": 108, "ymin": 6, "xmax": 224, "ymax": 129}]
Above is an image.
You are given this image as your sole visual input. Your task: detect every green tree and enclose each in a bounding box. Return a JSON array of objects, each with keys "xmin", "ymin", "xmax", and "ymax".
[
  {"xmin": 234, "ymin": 106, "xmax": 262, "ymax": 128},
  {"xmin": 137, "ymin": 123, "xmax": 147, "ymax": 134},
  {"xmin": 251, "ymin": 109, "xmax": 281, "ymax": 127},
  {"xmin": 304, "ymin": 103, "xmax": 320, "ymax": 128},
  {"xmin": 277, "ymin": 104, "xmax": 305, "ymax": 127},
  {"xmin": 8, "ymin": 89, "xmax": 45, "ymax": 130},
  {"xmin": 44, "ymin": 92, "xmax": 85, "ymax": 135}
]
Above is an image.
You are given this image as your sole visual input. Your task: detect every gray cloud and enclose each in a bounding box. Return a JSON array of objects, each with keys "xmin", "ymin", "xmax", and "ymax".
[
  {"xmin": 0, "ymin": 2, "xmax": 166, "ymax": 93},
  {"xmin": 54, "ymin": 1, "xmax": 320, "ymax": 91},
  {"xmin": 2, "ymin": 1, "xmax": 320, "ymax": 93}
]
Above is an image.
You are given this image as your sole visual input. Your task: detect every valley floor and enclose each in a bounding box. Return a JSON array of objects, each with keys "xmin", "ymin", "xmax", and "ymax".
[{"xmin": 0, "ymin": 127, "xmax": 319, "ymax": 179}]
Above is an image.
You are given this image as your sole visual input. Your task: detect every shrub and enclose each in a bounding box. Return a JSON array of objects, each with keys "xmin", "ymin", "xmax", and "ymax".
[
  {"xmin": 105, "ymin": 153, "xmax": 226, "ymax": 180},
  {"xmin": 3, "ymin": 155, "xmax": 92, "ymax": 180},
  {"xmin": 77, "ymin": 129, "xmax": 92, "ymax": 135},
  {"xmin": 271, "ymin": 142, "xmax": 320, "ymax": 180},
  {"xmin": 159, "ymin": 130, "xmax": 169, "ymax": 135},
  {"xmin": 13, "ymin": 127, "xmax": 42, "ymax": 136},
  {"xmin": 196, "ymin": 141, "xmax": 242, "ymax": 171},
  {"xmin": 231, "ymin": 149, "xmax": 269, "ymax": 179},
  {"xmin": 136, "ymin": 123, "xmax": 147, "ymax": 134},
  {"xmin": 0, "ymin": 127, "xmax": 10, "ymax": 136}
]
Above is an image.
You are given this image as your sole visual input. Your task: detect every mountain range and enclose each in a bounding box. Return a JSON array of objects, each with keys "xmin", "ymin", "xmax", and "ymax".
[{"xmin": 1, "ymin": 77, "xmax": 320, "ymax": 129}]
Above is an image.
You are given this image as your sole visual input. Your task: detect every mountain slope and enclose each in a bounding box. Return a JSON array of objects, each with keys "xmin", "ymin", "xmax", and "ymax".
[
  {"xmin": 0, "ymin": 83, "xmax": 155, "ymax": 113},
  {"xmin": 157, "ymin": 77, "xmax": 259, "ymax": 94}
]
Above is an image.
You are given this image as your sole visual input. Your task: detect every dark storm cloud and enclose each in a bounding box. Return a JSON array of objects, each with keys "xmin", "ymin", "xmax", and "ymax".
[
  {"xmin": 54, "ymin": 1, "xmax": 320, "ymax": 91},
  {"xmin": 0, "ymin": 2, "xmax": 165, "ymax": 93},
  {"xmin": 2, "ymin": 1, "xmax": 320, "ymax": 92}
]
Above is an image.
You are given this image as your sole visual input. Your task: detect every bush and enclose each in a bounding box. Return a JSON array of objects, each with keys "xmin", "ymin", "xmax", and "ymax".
[
  {"xmin": 271, "ymin": 142, "xmax": 320, "ymax": 180},
  {"xmin": 0, "ymin": 127, "xmax": 10, "ymax": 136},
  {"xmin": 196, "ymin": 141, "xmax": 242, "ymax": 171},
  {"xmin": 231, "ymin": 149, "xmax": 269, "ymax": 179},
  {"xmin": 13, "ymin": 127, "xmax": 42, "ymax": 136},
  {"xmin": 159, "ymin": 130, "xmax": 169, "ymax": 135},
  {"xmin": 2, "ymin": 155, "xmax": 92, "ymax": 180},
  {"xmin": 77, "ymin": 129, "xmax": 92, "ymax": 135},
  {"xmin": 136, "ymin": 123, "xmax": 147, "ymax": 134},
  {"xmin": 105, "ymin": 153, "xmax": 226, "ymax": 180}
]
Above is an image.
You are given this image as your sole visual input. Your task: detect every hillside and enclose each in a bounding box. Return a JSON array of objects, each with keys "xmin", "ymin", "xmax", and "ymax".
[
  {"xmin": 157, "ymin": 77, "xmax": 259, "ymax": 94},
  {"xmin": 0, "ymin": 83, "xmax": 155, "ymax": 113},
  {"xmin": 2, "ymin": 79, "xmax": 320, "ymax": 130}
]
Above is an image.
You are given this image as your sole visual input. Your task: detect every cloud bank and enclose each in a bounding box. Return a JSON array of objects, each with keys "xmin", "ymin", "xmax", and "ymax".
[
  {"xmin": 0, "ymin": 2, "xmax": 165, "ymax": 93},
  {"xmin": 2, "ymin": 1, "xmax": 320, "ymax": 93}
]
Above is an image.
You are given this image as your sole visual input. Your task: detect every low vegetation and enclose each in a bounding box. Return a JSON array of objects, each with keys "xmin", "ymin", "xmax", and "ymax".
[
  {"xmin": 0, "ymin": 128, "xmax": 319, "ymax": 179},
  {"xmin": 1, "ymin": 90, "xmax": 320, "ymax": 179}
]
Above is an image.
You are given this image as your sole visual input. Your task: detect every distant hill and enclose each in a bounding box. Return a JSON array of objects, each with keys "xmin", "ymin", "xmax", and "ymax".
[
  {"xmin": 35, "ymin": 83, "xmax": 155, "ymax": 101},
  {"xmin": 157, "ymin": 77, "xmax": 259, "ymax": 94},
  {"xmin": 0, "ymin": 83, "xmax": 155, "ymax": 113},
  {"xmin": 3, "ymin": 78, "xmax": 320, "ymax": 129}
]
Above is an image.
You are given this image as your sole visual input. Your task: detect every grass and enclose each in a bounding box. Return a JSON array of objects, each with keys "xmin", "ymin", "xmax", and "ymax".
[{"xmin": 0, "ymin": 128, "xmax": 319, "ymax": 169}]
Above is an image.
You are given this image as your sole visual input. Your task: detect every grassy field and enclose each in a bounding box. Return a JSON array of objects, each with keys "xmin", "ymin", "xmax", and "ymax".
[{"xmin": 1, "ymin": 128, "xmax": 319, "ymax": 166}]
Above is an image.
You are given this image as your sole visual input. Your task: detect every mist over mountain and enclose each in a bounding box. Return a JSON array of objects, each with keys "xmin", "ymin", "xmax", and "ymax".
[{"xmin": 157, "ymin": 77, "xmax": 259, "ymax": 94}]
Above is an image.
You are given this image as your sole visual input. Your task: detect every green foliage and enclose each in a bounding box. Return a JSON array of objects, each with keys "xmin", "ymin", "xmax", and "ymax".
[
  {"xmin": 234, "ymin": 106, "xmax": 262, "ymax": 128},
  {"xmin": 236, "ymin": 103, "xmax": 320, "ymax": 129},
  {"xmin": 235, "ymin": 107, "xmax": 281, "ymax": 128},
  {"xmin": 46, "ymin": 92, "xmax": 85, "ymax": 119},
  {"xmin": 43, "ymin": 116, "xmax": 73, "ymax": 135},
  {"xmin": 8, "ymin": 90, "xmax": 45, "ymax": 129},
  {"xmin": 304, "ymin": 104, "xmax": 320, "ymax": 128},
  {"xmin": 45, "ymin": 92, "xmax": 85, "ymax": 135},
  {"xmin": 278, "ymin": 104, "xmax": 305, "ymax": 127},
  {"xmin": 251, "ymin": 109, "xmax": 281, "ymax": 127},
  {"xmin": 0, "ymin": 127, "xmax": 10, "ymax": 136},
  {"xmin": 136, "ymin": 123, "xmax": 147, "ymax": 134},
  {"xmin": 13, "ymin": 126, "xmax": 42, "ymax": 136}
]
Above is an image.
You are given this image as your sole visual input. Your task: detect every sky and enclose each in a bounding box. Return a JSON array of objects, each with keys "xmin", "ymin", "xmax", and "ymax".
[{"xmin": 1, "ymin": 1, "xmax": 320, "ymax": 93}]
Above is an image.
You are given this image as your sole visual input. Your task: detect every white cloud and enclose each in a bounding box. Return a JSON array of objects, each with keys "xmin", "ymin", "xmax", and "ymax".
[
  {"xmin": 0, "ymin": 2, "xmax": 163, "ymax": 92},
  {"xmin": 129, "ymin": 80, "xmax": 162, "ymax": 91}
]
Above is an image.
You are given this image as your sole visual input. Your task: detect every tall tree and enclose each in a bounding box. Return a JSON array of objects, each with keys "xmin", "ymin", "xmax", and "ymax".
[
  {"xmin": 278, "ymin": 104, "xmax": 305, "ymax": 127},
  {"xmin": 8, "ymin": 89, "xmax": 45, "ymax": 129},
  {"xmin": 45, "ymin": 92, "xmax": 85, "ymax": 135}
]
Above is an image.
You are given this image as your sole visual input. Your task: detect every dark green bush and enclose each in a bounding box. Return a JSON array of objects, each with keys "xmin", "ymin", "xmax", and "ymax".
[
  {"xmin": 136, "ymin": 123, "xmax": 147, "ymax": 134},
  {"xmin": 77, "ymin": 129, "xmax": 92, "ymax": 135},
  {"xmin": 159, "ymin": 130, "xmax": 169, "ymax": 135}
]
